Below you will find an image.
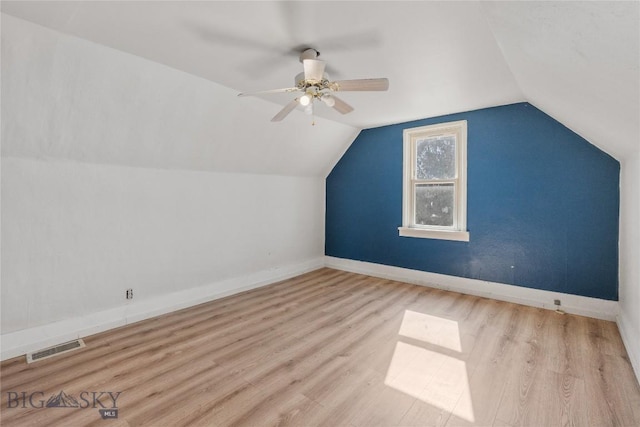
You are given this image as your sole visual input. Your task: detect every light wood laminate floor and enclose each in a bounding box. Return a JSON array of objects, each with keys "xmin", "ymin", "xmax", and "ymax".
[{"xmin": 2, "ymin": 268, "xmax": 639, "ymax": 426}]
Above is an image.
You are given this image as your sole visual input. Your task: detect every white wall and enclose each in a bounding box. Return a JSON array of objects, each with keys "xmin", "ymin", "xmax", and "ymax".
[
  {"xmin": 618, "ymin": 150, "xmax": 640, "ymax": 379},
  {"xmin": 1, "ymin": 156, "xmax": 325, "ymax": 335},
  {"xmin": 0, "ymin": 15, "xmax": 353, "ymax": 359}
]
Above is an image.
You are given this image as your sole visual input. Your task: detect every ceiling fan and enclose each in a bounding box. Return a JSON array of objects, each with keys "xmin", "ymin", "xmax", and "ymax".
[{"xmin": 238, "ymin": 48, "xmax": 389, "ymax": 122}]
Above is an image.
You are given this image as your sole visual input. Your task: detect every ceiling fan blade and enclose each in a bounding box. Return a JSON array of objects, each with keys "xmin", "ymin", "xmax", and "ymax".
[
  {"xmin": 303, "ymin": 59, "xmax": 326, "ymax": 81},
  {"xmin": 331, "ymin": 95, "xmax": 354, "ymax": 115},
  {"xmin": 271, "ymin": 99, "xmax": 300, "ymax": 122},
  {"xmin": 332, "ymin": 78, "xmax": 389, "ymax": 92},
  {"xmin": 238, "ymin": 87, "xmax": 300, "ymax": 97},
  {"xmin": 188, "ymin": 23, "xmax": 282, "ymax": 53}
]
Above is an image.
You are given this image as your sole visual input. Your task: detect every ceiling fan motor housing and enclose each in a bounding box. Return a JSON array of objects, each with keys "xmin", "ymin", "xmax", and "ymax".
[{"xmin": 295, "ymin": 72, "xmax": 330, "ymax": 88}]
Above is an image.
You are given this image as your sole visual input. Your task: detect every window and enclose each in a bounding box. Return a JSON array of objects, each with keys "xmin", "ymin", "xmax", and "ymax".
[{"xmin": 398, "ymin": 120, "xmax": 469, "ymax": 241}]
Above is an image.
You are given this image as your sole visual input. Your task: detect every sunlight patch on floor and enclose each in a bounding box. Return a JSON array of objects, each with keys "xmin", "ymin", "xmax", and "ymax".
[
  {"xmin": 384, "ymin": 311, "xmax": 474, "ymax": 422},
  {"xmin": 398, "ymin": 310, "xmax": 462, "ymax": 352}
]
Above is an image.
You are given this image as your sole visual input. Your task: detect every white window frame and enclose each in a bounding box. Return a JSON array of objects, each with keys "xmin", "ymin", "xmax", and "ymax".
[{"xmin": 398, "ymin": 120, "xmax": 469, "ymax": 242}]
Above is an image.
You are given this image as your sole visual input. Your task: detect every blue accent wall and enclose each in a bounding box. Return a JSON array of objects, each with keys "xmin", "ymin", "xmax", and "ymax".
[{"xmin": 325, "ymin": 103, "xmax": 620, "ymax": 300}]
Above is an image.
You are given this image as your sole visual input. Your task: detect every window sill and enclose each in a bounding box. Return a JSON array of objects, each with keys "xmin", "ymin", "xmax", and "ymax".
[{"xmin": 398, "ymin": 227, "xmax": 470, "ymax": 242}]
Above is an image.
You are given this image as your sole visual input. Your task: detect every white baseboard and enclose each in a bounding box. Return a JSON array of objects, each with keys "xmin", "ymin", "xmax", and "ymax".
[
  {"xmin": 2, "ymin": 256, "xmax": 623, "ymax": 363},
  {"xmin": 0, "ymin": 257, "xmax": 324, "ymax": 361},
  {"xmin": 324, "ymin": 256, "xmax": 618, "ymax": 321},
  {"xmin": 617, "ymin": 309, "xmax": 640, "ymax": 383}
]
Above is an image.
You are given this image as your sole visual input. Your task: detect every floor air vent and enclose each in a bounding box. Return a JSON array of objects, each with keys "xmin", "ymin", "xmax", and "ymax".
[{"xmin": 26, "ymin": 339, "xmax": 85, "ymax": 363}]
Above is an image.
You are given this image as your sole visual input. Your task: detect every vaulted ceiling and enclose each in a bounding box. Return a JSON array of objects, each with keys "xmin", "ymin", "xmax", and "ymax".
[{"xmin": 2, "ymin": 1, "xmax": 638, "ymax": 174}]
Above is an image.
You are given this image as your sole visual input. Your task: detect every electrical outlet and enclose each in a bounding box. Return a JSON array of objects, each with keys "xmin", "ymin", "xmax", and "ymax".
[
  {"xmin": 554, "ymin": 299, "xmax": 561, "ymax": 306},
  {"xmin": 126, "ymin": 289, "xmax": 133, "ymax": 300}
]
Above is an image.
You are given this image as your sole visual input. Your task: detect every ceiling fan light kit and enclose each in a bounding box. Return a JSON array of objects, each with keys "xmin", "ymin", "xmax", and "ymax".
[
  {"xmin": 238, "ymin": 48, "xmax": 389, "ymax": 122},
  {"xmin": 299, "ymin": 93, "xmax": 312, "ymax": 106},
  {"xmin": 321, "ymin": 94, "xmax": 336, "ymax": 107},
  {"xmin": 304, "ymin": 104, "xmax": 314, "ymax": 115}
]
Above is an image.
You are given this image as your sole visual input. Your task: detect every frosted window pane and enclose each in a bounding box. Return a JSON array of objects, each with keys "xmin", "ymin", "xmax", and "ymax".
[
  {"xmin": 415, "ymin": 184, "xmax": 454, "ymax": 227},
  {"xmin": 415, "ymin": 135, "xmax": 456, "ymax": 179}
]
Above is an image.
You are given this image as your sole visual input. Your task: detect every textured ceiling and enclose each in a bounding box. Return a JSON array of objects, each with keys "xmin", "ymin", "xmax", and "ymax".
[{"xmin": 2, "ymin": 1, "xmax": 638, "ymax": 161}]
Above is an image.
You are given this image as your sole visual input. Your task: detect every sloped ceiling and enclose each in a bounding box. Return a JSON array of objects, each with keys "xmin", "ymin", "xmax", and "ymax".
[
  {"xmin": 2, "ymin": 13, "xmax": 358, "ymax": 177},
  {"xmin": 2, "ymin": 1, "xmax": 638, "ymax": 171},
  {"xmin": 482, "ymin": 1, "xmax": 639, "ymax": 159}
]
